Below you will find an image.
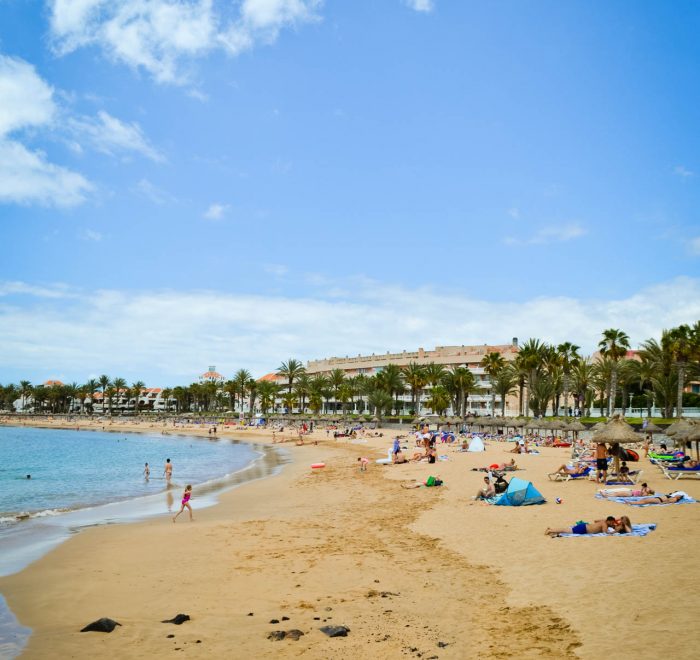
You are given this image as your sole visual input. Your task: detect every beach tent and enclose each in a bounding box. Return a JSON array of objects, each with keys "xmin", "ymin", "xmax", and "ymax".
[
  {"xmin": 467, "ymin": 436, "xmax": 485, "ymax": 452},
  {"xmin": 495, "ymin": 477, "xmax": 545, "ymax": 506}
]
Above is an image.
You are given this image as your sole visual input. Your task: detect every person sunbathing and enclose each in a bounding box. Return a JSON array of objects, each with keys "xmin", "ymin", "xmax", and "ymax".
[
  {"xmin": 552, "ymin": 463, "xmax": 589, "ymax": 476},
  {"xmin": 627, "ymin": 493, "xmax": 685, "ymax": 505},
  {"xmin": 545, "ymin": 516, "xmax": 632, "ymax": 537},
  {"xmin": 679, "ymin": 458, "xmax": 699, "ymax": 469},
  {"xmin": 598, "ymin": 483, "xmax": 654, "ymax": 498},
  {"xmin": 393, "ymin": 450, "xmax": 408, "ymax": 464}
]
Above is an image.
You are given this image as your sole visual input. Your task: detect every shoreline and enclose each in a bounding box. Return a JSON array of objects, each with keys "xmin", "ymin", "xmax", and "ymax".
[{"xmin": 0, "ymin": 421, "xmax": 698, "ymax": 658}]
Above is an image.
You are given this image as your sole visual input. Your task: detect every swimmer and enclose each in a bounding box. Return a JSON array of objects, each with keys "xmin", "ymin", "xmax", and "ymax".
[
  {"xmin": 144, "ymin": 462, "xmax": 150, "ymax": 480},
  {"xmin": 164, "ymin": 458, "xmax": 173, "ymax": 484}
]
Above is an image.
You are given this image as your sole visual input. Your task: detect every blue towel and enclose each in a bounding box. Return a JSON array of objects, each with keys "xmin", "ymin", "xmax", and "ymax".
[
  {"xmin": 555, "ymin": 523, "xmax": 657, "ymax": 538},
  {"xmin": 595, "ymin": 494, "xmax": 696, "ymax": 506}
]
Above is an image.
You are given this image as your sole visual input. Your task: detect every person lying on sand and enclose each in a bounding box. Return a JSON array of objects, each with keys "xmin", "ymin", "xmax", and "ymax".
[
  {"xmin": 393, "ymin": 451, "xmax": 409, "ymax": 464},
  {"xmin": 626, "ymin": 493, "xmax": 685, "ymax": 505},
  {"xmin": 598, "ymin": 483, "xmax": 654, "ymax": 498},
  {"xmin": 401, "ymin": 476, "xmax": 443, "ymax": 489},
  {"xmin": 545, "ymin": 516, "xmax": 631, "ymax": 537}
]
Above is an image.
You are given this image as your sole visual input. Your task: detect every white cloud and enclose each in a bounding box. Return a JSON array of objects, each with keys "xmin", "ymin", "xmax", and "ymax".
[
  {"xmin": 203, "ymin": 202, "xmax": 229, "ymax": 220},
  {"xmin": 80, "ymin": 229, "xmax": 103, "ymax": 241},
  {"xmin": 49, "ymin": 0, "xmax": 322, "ymax": 84},
  {"xmin": 674, "ymin": 165, "xmax": 694, "ymax": 178},
  {"xmin": 689, "ymin": 236, "xmax": 700, "ymax": 256},
  {"xmin": 0, "ymin": 56, "xmax": 55, "ymax": 136},
  {"xmin": 504, "ymin": 222, "xmax": 586, "ymax": 246},
  {"xmin": 135, "ymin": 178, "xmax": 177, "ymax": 204},
  {"xmin": 1, "ymin": 276, "xmax": 698, "ymax": 383},
  {"xmin": 404, "ymin": 0, "xmax": 434, "ymax": 12},
  {"xmin": 69, "ymin": 111, "xmax": 164, "ymax": 162},
  {"xmin": 0, "ymin": 140, "xmax": 92, "ymax": 207},
  {"xmin": 0, "ymin": 54, "xmax": 91, "ymax": 207}
]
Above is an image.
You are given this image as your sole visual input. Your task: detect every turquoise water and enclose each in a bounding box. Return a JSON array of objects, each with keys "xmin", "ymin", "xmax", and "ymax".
[{"xmin": 0, "ymin": 426, "xmax": 257, "ymax": 522}]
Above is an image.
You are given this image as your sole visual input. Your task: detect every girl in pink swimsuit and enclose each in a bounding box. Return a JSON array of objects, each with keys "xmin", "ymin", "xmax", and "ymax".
[{"xmin": 173, "ymin": 484, "xmax": 193, "ymax": 522}]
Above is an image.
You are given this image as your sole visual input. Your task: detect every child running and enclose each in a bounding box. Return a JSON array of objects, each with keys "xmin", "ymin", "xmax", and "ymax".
[{"xmin": 172, "ymin": 484, "xmax": 193, "ymax": 522}]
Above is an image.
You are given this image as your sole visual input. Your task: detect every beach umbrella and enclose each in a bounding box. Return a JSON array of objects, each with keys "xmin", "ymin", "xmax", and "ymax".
[
  {"xmin": 590, "ymin": 421, "xmax": 607, "ymax": 432},
  {"xmin": 591, "ymin": 415, "xmax": 640, "ymax": 475},
  {"xmin": 641, "ymin": 422, "xmax": 663, "ymax": 434},
  {"xmin": 664, "ymin": 419, "xmax": 693, "ymax": 437},
  {"xmin": 676, "ymin": 426, "xmax": 700, "ymax": 460}
]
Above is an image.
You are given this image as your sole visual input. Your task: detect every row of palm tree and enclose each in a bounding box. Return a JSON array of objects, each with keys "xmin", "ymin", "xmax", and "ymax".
[{"xmin": 2, "ymin": 323, "xmax": 698, "ymax": 417}]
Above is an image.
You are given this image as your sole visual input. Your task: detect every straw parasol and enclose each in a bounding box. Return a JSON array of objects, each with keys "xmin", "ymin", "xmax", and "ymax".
[
  {"xmin": 566, "ymin": 420, "xmax": 586, "ymax": 433},
  {"xmin": 676, "ymin": 425, "xmax": 700, "ymax": 460},
  {"xmin": 641, "ymin": 422, "xmax": 663, "ymax": 434},
  {"xmin": 510, "ymin": 418, "xmax": 527, "ymax": 429},
  {"xmin": 591, "ymin": 415, "xmax": 640, "ymax": 475},
  {"xmin": 664, "ymin": 419, "xmax": 693, "ymax": 437},
  {"xmin": 590, "ymin": 421, "xmax": 607, "ymax": 432}
]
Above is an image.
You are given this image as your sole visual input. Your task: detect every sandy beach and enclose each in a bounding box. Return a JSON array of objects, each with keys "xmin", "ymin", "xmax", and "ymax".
[{"xmin": 1, "ymin": 419, "xmax": 699, "ymax": 659}]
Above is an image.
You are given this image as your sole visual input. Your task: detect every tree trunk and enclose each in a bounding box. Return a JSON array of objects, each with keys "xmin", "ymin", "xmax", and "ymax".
[
  {"xmin": 608, "ymin": 367, "xmax": 618, "ymax": 417},
  {"xmin": 677, "ymin": 365, "xmax": 685, "ymax": 418}
]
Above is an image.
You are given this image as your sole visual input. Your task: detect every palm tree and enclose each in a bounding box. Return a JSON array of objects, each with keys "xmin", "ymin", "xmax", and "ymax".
[
  {"xmin": 19, "ymin": 380, "xmax": 32, "ymax": 412},
  {"xmin": 281, "ymin": 391, "xmax": 297, "ymax": 413},
  {"xmin": 557, "ymin": 341, "xmax": 580, "ymax": 418},
  {"xmin": 425, "ymin": 385, "xmax": 450, "ymax": 415},
  {"xmin": 480, "ymin": 351, "xmax": 505, "ymax": 416},
  {"xmin": 84, "ymin": 378, "xmax": 99, "ymax": 414},
  {"xmin": 663, "ymin": 324, "xmax": 694, "ymax": 418},
  {"xmin": 328, "ymin": 368, "xmax": 346, "ymax": 414},
  {"xmin": 257, "ymin": 381, "xmax": 280, "ymax": 415},
  {"xmin": 570, "ymin": 358, "xmax": 593, "ymax": 416},
  {"xmin": 112, "ymin": 377, "xmax": 127, "ymax": 413},
  {"xmin": 367, "ymin": 389, "xmax": 393, "ymax": 418},
  {"xmin": 64, "ymin": 382, "xmax": 80, "ymax": 413},
  {"xmin": 233, "ymin": 369, "xmax": 252, "ymax": 412},
  {"xmin": 375, "ymin": 364, "xmax": 405, "ymax": 414},
  {"xmin": 98, "ymin": 375, "xmax": 110, "ymax": 414},
  {"xmin": 160, "ymin": 387, "xmax": 173, "ymax": 412},
  {"xmin": 517, "ymin": 339, "xmax": 547, "ymax": 416},
  {"xmin": 277, "ymin": 359, "xmax": 305, "ymax": 396},
  {"xmin": 598, "ymin": 328, "xmax": 630, "ymax": 416},
  {"xmin": 492, "ymin": 365, "xmax": 517, "ymax": 416},
  {"xmin": 293, "ymin": 373, "xmax": 311, "ymax": 413},
  {"xmin": 402, "ymin": 362, "xmax": 426, "ymax": 415},
  {"xmin": 246, "ymin": 378, "xmax": 258, "ymax": 417},
  {"xmin": 131, "ymin": 381, "xmax": 145, "ymax": 414},
  {"xmin": 310, "ymin": 374, "xmax": 330, "ymax": 413}
]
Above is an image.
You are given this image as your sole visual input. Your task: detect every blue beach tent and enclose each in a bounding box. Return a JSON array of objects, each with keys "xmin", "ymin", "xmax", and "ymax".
[{"xmin": 495, "ymin": 477, "xmax": 545, "ymax": 506}]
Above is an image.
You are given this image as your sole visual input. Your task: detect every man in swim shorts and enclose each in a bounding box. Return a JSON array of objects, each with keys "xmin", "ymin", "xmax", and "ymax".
[
  {"xmin": 595, "ymin": 442, "xmax": 608, "ymax": 483},
  {"xmin": 164, "ymin": 458, "xmax": 173, "ymax": 484}
]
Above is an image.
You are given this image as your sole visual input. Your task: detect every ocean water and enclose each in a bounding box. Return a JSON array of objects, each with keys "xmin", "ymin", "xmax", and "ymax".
[{"xmin": 0, "ymin": 426, "xmax": 259, "ymax": 521}]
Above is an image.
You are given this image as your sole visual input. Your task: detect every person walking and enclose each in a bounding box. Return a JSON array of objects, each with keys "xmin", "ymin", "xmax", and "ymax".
[{"xmin": 172, "ymin": 485, "xmax": 193, "ymax": 522}]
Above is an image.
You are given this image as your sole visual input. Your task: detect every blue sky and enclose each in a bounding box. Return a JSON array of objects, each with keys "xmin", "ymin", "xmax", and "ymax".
[{"xmin": 1, "ymin": 0, "xmax": 699, "ymax": 386}]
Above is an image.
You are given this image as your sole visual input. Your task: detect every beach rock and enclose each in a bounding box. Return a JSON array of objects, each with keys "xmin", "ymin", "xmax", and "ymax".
[
  {"xmin": 319, "ymin": 625, "xmax": 350, "ymax": 637},
  {"xmin": 281, "ymin": 616, "xmax": 290, "ymax": 621},
  {"xmin": 437, "ymin": 641, "xmax": 449, "ymax": 647},
  {"xmin": 269, "ymin": 619, "xmax": 280, "ymax": 624},
  {"xmin": 167, "ymin": 634, "xmax": 175, "ymax": 638},
  {"xmin": 247, "ymin": 612, "xmax": 254, "ymax": 616},
  {"xmin": 162, "ymin": 614, "xmax": 190, "ymax": 625},
  {"xmin": 285, "ymin": 629, "xmax": 304, "ymax": 641},
  {"xmin": 267, "ymin": 631, "xmax": 286, "ymax": 641},
  {"xmin": 80, "ymin": 618, "xmax": 122, "ymax": 633}
]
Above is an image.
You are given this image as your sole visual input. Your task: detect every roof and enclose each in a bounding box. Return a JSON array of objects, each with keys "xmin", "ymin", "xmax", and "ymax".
[
  {"xmin": 200, "ymin": 371, "xmax": 223, "ymax": 379},
  {"xmin": 258, "ymin": 373, "xmax": 280, "ymax": 382},
  {"xmin": 44, "ymin": 379, "xmax": 64, "ymax": 386}
]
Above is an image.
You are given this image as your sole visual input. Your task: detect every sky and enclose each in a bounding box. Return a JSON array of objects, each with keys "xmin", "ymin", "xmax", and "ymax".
[{"xmin": 1, "ymin": 0, "xmax": 699, "ymax": 387}]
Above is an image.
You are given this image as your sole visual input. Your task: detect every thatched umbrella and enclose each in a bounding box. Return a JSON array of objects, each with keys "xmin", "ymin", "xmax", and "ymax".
[
  {"xmin": 676, "ymin": 425, "xmax": 700, "ymax": 460},
  {"xmin": 664, "ymin": 419, "xmax": 693, "ymax": 437},
  {"xmin": 642, "ymin": 422, "xmax": 663, "ymax": 434},
  {"xmin": 548, "ymin": 420, "xmax": 567, "ymax": 435},
  {"xmin": 590, "ymin": 421, "xmax": 607, "ymax": 433},
  {"xmin": 525, "ymin": 420, "xmax": 541, "ymax": 433},
  {"xmin": 591, "ymin": 415, "xmax": 640, "ymax": 475}
]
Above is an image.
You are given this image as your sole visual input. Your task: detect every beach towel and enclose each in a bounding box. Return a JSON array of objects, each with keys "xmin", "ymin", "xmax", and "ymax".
[
  {"xmin": 595, "ymin": 493, "xmax": 696, "ymax": 506},
  {"xmin": 554, "ymin": 523, "xmax": 656, "ymax": 538}
]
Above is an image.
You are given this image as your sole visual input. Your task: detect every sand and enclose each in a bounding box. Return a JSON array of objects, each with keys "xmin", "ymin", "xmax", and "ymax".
[{"xmin": 1, "ymin": 419, "xmax": 699, "ymax": 659}]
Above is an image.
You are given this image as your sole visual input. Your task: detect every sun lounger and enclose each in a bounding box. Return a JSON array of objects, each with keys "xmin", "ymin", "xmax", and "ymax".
[
  {"xmin": 547, "ymin": 467, "xmax": 591, "ymax": 482},
  {"xmin": 661, "ymin": 465, "xmax": 700, "ymax": 480},
  {"xmin": 604, "ymin": 470, "xmax": 643, "ymax": 485},
  {"xmin": 553, "ymin": 523, "xmax": 656, "ymax": 538}
]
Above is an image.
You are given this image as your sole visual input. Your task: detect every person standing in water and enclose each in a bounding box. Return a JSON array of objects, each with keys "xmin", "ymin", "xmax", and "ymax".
[
  {"xmin": 164, "ymin": 458, "xmax": 173, "ymax": 485},
  {"xmin": 172, "ymin": 485, "xmax": 193, "ymax": 522},
  {"xmin": 144, "ymin": 462, "xmax": 150, "ymax": 480}
]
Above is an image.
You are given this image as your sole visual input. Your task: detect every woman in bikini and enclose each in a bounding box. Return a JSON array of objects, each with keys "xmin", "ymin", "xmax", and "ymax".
[
  {"xmin": 598, "ymin": 482, "xmax": 654, "ymax": 498},
  {"xmin": 626, "ymin": 493, "xmax": 684, "ymax": 505},
  {"xmin": 173, "ymin": 484, "xmax": 193, "ymax": 522}
]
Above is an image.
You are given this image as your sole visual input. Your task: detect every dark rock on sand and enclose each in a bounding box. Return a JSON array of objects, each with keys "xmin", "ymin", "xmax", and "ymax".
[
  {"xmin": 80, "ymin": 618, "xmax": 122, "ymax": 633},
  {"xmin": 281, "ymin": 616, "xmax": 290, "ymax": 621},
  {"xmin": 267, "ymin": 631, "xmax": 286, "ymax": 641},
  {"xmin": 167, "ymin": 634, "xmax": 175, "ymax": 638},
  {"xmin": 247, "ymin": 612, "xmax": 254, "ymax": 616},
  {"xmin": 162, "ymin": 614, "xmax": 190, "ymax": 625},
  {"xmin": 319, "ymin": 625, "xmax": 350, "ymax": 637},
  {"xmin": 285, "ymin": 629, "xmax": 304, "ymax": 641},
  {"xmin": 269, "ymin": 619, "xmax": 279, "ymax": 624},
  {"xmin": 437, "ymin": 641, "xmax": 449, "ymax": 648}
]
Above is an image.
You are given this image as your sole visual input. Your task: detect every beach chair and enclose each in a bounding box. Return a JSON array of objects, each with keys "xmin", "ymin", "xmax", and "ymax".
[
  {"xmin": 605, "ymin": 469, "xmax": 643, "ymax": 485},
  {"xmin": 661, "ymin": 465, "xmax": 700, "ymax": 481},
  {"xmin": 548, "ymin": 467, "xmax": 591, "ymax": 482}
]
